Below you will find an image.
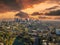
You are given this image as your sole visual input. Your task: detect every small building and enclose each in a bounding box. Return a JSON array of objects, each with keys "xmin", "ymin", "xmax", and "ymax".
[{"xmin": 56, "ymin": 29, "xmax": 60, "ymax": 35}]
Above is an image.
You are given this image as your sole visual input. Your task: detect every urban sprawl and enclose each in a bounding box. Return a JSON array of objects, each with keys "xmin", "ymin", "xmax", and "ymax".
[{"xmin": 0, "ymin": 18, "xmax": 60, "ymax": 45}]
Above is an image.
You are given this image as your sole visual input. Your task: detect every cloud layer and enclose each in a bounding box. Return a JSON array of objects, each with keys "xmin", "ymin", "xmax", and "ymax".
[
  {"xmin": 46, "ymin": 6, "xmax": 59, "ymax": 10},
  {"xmin": 31, "ymin": 12, "xmax": 42, "ymax": 16},
  {"xmin": 0, "ymin": 0, "xmax": 60, "ymax": 13},
  {"xmin": 0, "ymin": 0, "xmax": 22, "ymax": 12},
  {"xmin": 45, "ymin": 10, "xmax": 60, "ymax": 16},
  {"xmin": 15, "ymin": 11, "xmax": 29, "ymax": 18},
  {"xmin": 0, "ymin": 0, "xmax": 46, "ymax": 13}
]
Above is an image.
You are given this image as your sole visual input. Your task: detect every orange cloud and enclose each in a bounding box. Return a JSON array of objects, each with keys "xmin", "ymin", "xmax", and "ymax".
[
  {"xmin": 0, "ymin": 12, "xmax": 18, "ymax": 20},
  {"xmin": 0, "ymin": 0, "xmax": 60, "ymax": 20}
]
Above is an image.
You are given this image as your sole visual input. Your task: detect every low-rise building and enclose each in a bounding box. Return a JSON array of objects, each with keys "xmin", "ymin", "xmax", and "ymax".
[{"xmin": 56, "ymin": 29, "xmax": 60, "ymax": 35}]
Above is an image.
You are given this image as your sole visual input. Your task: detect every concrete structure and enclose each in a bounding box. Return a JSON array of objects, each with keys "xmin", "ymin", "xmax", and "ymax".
[{"xmin": 56, "ymin": 29, "xmax": 60, "ymax": 35}]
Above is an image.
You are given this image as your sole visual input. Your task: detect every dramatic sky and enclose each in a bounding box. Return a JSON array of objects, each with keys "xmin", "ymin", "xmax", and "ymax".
[{"xmin": 0, "ymin": 0, "xmax": 60, "ymax": 20}]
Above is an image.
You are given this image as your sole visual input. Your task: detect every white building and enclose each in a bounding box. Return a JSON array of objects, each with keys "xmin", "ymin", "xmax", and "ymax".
[{"xmin": 56, "ymin": 29, "xmax": 60, "ymax": 35}]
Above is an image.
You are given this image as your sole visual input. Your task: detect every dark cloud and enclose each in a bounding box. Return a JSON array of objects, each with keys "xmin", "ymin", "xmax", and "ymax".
[
  {"xmin": 28, "ymin": 0, "xmax": 45, "ymax": 4},
  {"xmin": 31, "ymin": 12, "xmax": 43, "ymax": 16},
  {"xmin": 0, "ymin": 0, "xmax": 23, "ymax": 12},
  {"xmin": 0, "ymin": 0, "xmax": 20, "ymax": 9},
  {"xmin": 0, "ymin": 0, "xmax": 60, "ymax": 13},
  {"xmin": 15, "ymin": 11, "xmax": 29, "ymax": 18},
  {"xmin": 0, "ymin": 0, "xmax": 46, "ymax": 13},
  {"xmin": 45, "ymin": 10, "xmax": 60, "ymax": 16},
  {"xmin": 46, "ymin": 6, "xmax": 59, "ymax": 10}
]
